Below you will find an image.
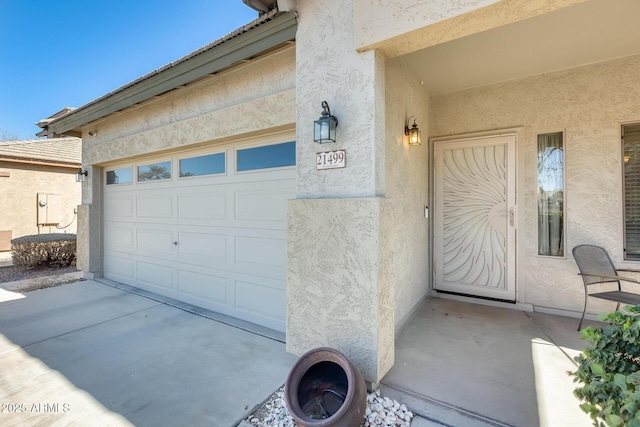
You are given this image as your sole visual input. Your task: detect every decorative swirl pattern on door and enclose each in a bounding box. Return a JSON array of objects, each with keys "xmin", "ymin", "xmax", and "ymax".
[
  {"xmin": 441, "ymin": 145, "xmax": 507, "ymax": 289},
  {"xmin": 435, "ymin": 134, "xmax": 516, "ymax": 301}
]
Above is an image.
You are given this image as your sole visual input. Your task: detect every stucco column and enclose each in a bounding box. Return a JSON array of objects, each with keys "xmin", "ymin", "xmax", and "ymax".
[
  {"xmin": 287, "ymin": 0, "xmax": 393, "ymax": 383},
  {"xmin": 76, "ymin": 165, "xmax": 101, "ymax": 277}
]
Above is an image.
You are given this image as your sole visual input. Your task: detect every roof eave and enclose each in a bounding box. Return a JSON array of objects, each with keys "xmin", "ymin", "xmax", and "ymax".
[
  {"xmin": 49, "ymin": 11, "xmax": 297, "ymax": 135},
  {"xmin": 0, "ymin": 156, "xmax": 81, "ymax": 168}
]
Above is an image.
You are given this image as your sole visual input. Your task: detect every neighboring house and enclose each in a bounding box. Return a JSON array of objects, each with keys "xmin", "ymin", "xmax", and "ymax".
[
  {"xmin": 47, "ymin": 0, "xmax": 640, "ymax": 383},
  {"xmin": 0, "ymin": 136, "xmax": 81, "ymax": 251}
]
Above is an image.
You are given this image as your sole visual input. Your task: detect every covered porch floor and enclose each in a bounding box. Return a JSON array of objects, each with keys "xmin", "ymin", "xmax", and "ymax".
[{"xmin": 381, "ymin": 297, "xmax": 603, "ymax": 426}]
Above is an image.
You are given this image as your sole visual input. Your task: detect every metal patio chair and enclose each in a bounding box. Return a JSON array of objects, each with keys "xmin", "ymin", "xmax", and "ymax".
[{"xmin": 573, "ymin": 244, "xmax": 640, "ymax": 330}]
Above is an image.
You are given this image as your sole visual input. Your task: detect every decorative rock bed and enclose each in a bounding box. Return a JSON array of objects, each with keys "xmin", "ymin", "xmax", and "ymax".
[{"xmin": 242, "ymin": 387, "xmax": 414, "ymax": 427}]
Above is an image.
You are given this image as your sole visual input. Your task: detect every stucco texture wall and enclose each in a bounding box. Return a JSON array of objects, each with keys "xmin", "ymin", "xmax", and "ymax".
[
  {"xmin": 287, "ymin": 0, "xmax": 394, "ymax": 383},
  {"xmin": 295, "ymin": 0, "xmax": 385, "ymax": 198},
  {"xmin": 384, "ymin": 57, "xmax": 430, "ymax": 330},
  {"xmin": 83, "ymin": 45, "xmax": 296, "ymax": 166},
  {"xmin": 430, "ymin": 54, "xmax": 640, "ymax": 314},
  {"xmin": 287, "ymin": 197, "xmax": 395, "ymax": 382},
  {"xmin": 0, "ymin": 162, "xmax": 80, "ymax": 245}
]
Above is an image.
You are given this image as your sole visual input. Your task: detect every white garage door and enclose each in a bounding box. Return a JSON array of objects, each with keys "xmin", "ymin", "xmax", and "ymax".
[{"xmin": 102, "ymin": 138, "xmax": 296, "ymax": 332}]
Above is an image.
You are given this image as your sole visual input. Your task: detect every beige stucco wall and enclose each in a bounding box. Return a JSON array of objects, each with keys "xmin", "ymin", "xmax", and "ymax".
[
  {"xmin": 287, "ymin": 198, "xmax": 394, "ymax": 382},
  {"xmin": 430, "ymin": 54, "xmax": 640, "ymax": 315},
  {"xmin": 295, "ymin": 0, "xmax": 385, "ymax": 198},
  {"xmin": 76, "ymin": 165, "xmax": 101, "ymax": 274},
  {"xmin": 288, "ymin": 0, "xmax": 395, "ymax": 383},
  {"xmin": 384, "ymin": 57, "xmax": 430, "ymax": 329},
  {"xmin": 353, "ymin": 0, "xmax": 589, "ymax": 58},
  {"xmin": 83, "ymin": 45, "xmax": 296, "ymax": 165},
  {"xmin": 0, "ymin": 162, "xmax": 80, "ymax": 247}
]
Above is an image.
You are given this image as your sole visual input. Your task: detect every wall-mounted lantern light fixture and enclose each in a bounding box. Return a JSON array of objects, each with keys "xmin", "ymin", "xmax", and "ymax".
[
  {"xmin": 76, "ymin": 169, "xmax": 88, "ymax": 183},
  {"xmin": 314, "ymin": 101, "xmax": 338, "ymax": 144},
  {"xmin": 405, "ymin": 116, "xmax": 422, "ymax": 146}
]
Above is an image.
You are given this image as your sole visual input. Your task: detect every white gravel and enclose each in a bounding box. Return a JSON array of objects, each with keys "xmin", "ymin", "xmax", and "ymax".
[{"xmin": 242, "ymin": 387, "xmax": 414, "ymax": 427}]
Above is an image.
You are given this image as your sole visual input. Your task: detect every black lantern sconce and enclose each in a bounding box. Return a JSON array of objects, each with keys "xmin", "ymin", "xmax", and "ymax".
[
  {"xmin": 314, "ymin": 101, "xmax": 338, "ymax": 143},
  {"xmin": 76, "ymin": 169, "xmax": 88, "ymax": 183},
  {"xmin": 404, "ymin": 116, "xmax": 422, "ymax": 146}
]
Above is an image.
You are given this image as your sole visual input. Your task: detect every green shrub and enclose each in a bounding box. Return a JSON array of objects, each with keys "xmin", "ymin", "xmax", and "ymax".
[
  {"xmin": 573, "ymin": 305, "xmax": 640, "ymax": 427},
  {"xmin": 11, "ymin": 233, "xmax": 76, "ymax": 269}
]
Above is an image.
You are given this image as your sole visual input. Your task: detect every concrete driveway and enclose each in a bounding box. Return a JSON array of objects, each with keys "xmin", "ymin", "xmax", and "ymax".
[{"xmin": 0, "ymin": 280, "xmax": 297, "ymax": 426}]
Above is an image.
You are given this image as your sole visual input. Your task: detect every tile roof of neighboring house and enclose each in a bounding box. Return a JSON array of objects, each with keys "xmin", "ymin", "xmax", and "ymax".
[{"xmin": 0, "ymin": 137, "xmax": 81, "ymax": 168}]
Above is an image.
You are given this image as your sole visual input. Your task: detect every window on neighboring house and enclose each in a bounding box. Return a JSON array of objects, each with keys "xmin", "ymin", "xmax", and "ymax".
[
  {"xmin": 106, "ymin": 167, "xmax": 132, "ymax": 185},
  {"xmin": 623, "ymin": 123, "xmax": 640, "ymax": 260},
  {"xmin": 537, "ymin": 132, "xmax": 564, "ymax": 256}
]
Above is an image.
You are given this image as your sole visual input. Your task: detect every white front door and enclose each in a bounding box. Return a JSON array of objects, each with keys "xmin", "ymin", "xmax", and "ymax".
[{"xmin": 434, "ymin": 134, "xmax": 516, "ymax": 301}]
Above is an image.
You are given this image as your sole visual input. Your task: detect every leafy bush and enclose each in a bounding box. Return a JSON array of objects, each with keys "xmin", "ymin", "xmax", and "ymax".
[
  {"xmin": 573, "ymin": 305, "xmax": 640, "ymax": 427},
  {"xmin": 11, "ymin": 233, "xmax": 76, "ymax": 269}
]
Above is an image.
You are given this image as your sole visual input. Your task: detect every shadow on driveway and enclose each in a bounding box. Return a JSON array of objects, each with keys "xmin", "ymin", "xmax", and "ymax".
[{"xmin": 0, "ymin": 280, "xmax": 296, "ymax": 426}]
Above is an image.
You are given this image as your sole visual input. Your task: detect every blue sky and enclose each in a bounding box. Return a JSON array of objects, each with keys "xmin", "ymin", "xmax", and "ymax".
[{"xmin": 0, "ymin": 1, "xmax": 258, "ymax": 140}]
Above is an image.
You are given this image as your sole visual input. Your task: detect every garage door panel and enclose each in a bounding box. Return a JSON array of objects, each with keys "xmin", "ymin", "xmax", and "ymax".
[
  {"xmin": 178, "ymin": 192, "xmax": 227, "ymax": 220},
  {"xmin": 105, "ymin": 197, "xmax": 134, "ymax": 218},
  {"xmin": 235, "ymin": 235, "xmax": 286, "ymax": 271},
  {"xmin": 137, "ymin": 261, "xmax": 174, "ymax": 290},
  {"xmin": 137, "ymin": 195, "xmax": 173, "ymax": 218},
  {"xmin": 235, "ymin": 280, "xmax": 286, "ymax": 321},
  {"xmin": 137, "ymin": 229, "xmax": 174, "ymax": 253},
  {"xmin": 235, "ymin": 187, "xmax": 293, "ymax": 223},
  {"xmin": 178, "ymin": 232, "xmax": 228, "ymax": 261},
  {"xmin": 104, "ymin": 225, "xmax": 134, "ymax": 249},
  {"xmin": 103, "ymin": 139, "xmax": 294, "ymax": 333},
  {"xmin": 178, "ymin": 270, "xmax": 228, "ymax": 304},
  {"xmin": 104, "ymin": 255, "xmax": 135, "ymax": 283},
  {"xmin": 233, "ymin": 168, "xmax": 295, "ymax": 184}
]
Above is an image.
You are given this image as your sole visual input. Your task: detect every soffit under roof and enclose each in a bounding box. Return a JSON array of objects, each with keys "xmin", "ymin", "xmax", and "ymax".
[{"xmin": 403, "ymin": 0, "xmax": 640, "ymax": 95}]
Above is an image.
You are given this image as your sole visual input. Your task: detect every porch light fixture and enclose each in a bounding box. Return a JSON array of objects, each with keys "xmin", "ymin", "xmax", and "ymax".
[
  {"xmin": 76, "ymin": 169, "xmax": 88, "ymax": 182},
  {"xmin": 405, "ymin": 116, "xmax": 422, "ymax": 146},
  {"xmin": 314, "ymin": 101, "xmax": 338, "ymax": 143}
]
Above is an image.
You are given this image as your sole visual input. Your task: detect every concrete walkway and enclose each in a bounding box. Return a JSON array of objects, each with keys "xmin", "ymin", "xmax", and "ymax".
[
  {"xmin": 0, "ymin": 276, "xmax": 601, "ymax": 426},
  {"xmin": 381, "ymin": 297, "xmax": 598, "ymax": 427},
  {"xmin": 0, "ymin": 280, "xmax": 297, "ymax": 426}
]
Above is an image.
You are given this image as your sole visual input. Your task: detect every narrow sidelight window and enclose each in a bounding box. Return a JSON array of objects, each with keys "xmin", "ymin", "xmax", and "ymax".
[
  {"xmin": 623, "ymin": 123, "xmax": 640, "ymax": 260},
  {"xmin": 537, "ymin": 132, "xmax": 564, "ymax": 256}
]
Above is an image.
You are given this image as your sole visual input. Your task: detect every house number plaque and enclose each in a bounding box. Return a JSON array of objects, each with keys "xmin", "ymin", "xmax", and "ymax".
[{"xmin": 316, "ymin": 149, "xmax": 346, "ymax": 170}]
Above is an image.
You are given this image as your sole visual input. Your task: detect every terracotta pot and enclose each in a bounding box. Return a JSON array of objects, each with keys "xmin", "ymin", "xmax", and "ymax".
[{"xmin": 285, "ymin": 347, "xmax": 366, "ymax": 427}]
